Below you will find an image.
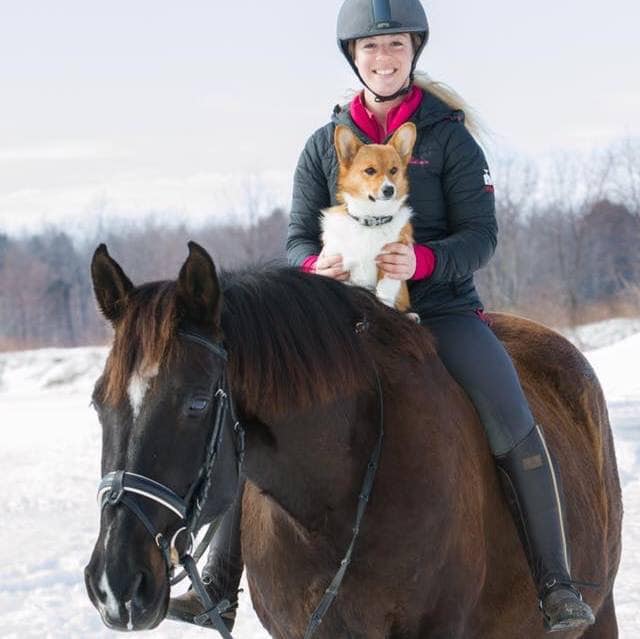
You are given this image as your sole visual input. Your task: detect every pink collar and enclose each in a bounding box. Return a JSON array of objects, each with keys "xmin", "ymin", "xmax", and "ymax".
[{"xmin": 349, "ymin": 86, "xmax": 423, "ymax": 144}]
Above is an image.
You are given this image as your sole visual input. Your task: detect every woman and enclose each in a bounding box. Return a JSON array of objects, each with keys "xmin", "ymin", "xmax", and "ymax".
[{"xmin": 170, "ymin": 0, "xmax": 595, "ymax": 632}]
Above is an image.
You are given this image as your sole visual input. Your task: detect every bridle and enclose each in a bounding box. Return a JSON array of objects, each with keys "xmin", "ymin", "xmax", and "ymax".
[
  {"xmin": 95, "ymin": 326, "xmax": 384, "ymax": 639},
  {"xmin": 97, "ymin": 329, "xmax": 244, "ymax": 638}
]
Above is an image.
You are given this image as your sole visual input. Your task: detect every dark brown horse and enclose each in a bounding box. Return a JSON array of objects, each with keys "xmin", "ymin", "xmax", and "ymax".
[{"xmin": 85, "ymin": 242, "xmax": 622, "ymax": 638}]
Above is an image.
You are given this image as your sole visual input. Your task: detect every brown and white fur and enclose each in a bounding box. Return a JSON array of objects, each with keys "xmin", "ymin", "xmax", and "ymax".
[{"xmin": 321, "ymin": 122, "xmax": 416, "ymax": 311}]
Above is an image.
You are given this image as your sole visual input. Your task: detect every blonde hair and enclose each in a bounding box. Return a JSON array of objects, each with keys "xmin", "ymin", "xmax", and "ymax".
[
  {"xmin": 346, "ymin": 34, "xmax": 485, "ymax": 142},
  {"xmin": 412, "ymin": 72, "xmax": 483, "ymax": 140}
]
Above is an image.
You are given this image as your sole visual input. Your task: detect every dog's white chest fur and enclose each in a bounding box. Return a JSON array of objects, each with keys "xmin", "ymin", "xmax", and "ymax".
[{"xmin": 321, "ymin": 204, "xmax": 412, "ymax": 290}]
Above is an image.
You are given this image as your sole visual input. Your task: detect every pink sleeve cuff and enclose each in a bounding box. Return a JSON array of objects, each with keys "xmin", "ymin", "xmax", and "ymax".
[
  {"xmin": 301, "ymin": 255, "xmax": 319, "ymax": 273},
  {"xmin": 411, "ymin": 244, "xmax": 436, "ymax": 280}
]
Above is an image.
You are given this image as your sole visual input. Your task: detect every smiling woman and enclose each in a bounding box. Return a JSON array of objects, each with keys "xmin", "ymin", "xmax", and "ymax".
[{"xmin": 284, "ymin": 0, "xmax": 602, "ymax": 633}]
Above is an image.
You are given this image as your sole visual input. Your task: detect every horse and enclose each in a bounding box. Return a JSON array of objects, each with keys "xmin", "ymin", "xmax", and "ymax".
[{"xmin": 84, "ymin": 241, "xmax": 622, "ymax": 638}]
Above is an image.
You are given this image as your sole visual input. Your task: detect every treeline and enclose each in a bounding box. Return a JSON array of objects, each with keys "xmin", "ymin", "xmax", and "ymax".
[
  {"xmin": 1, "ymin": 141, "xmax": 639, "ymax": 351},
  {"xmin": 479, "ymin": 140, "xmax": 640, "ymax": 325},
  {"xmin": 0, "ymin": 209, "xmax": 288, "ymax": 350}
]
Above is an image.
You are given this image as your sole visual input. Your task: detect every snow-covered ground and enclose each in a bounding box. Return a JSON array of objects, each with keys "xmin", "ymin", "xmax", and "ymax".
[{"xmin": 0, "ymin": 320, "xmax": 639, "ymax": 638}]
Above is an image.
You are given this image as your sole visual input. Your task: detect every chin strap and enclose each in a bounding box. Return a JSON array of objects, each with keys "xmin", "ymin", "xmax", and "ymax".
[
  {"xmin": 354, "ymin": 71, "xmax": 413, "ymax": 103},
  {"xmin": 372, "ymin": 77, "xmax": 413, "ymax": 103}
]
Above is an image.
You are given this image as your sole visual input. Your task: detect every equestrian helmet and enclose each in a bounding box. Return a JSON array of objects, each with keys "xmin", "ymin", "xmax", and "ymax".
[{"xmin": 336, "ymin": 0, "xmax": 429, "ymax": 77}]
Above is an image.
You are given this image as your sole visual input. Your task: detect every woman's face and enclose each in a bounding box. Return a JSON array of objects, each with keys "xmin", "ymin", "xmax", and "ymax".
[{"xmin": 353, "ymin": 33, "xmax": 414, "ymax": 97}]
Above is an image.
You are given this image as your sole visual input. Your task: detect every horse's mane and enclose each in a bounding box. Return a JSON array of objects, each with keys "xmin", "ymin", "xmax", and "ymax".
[
  {"xmin": 100, "ymin": 266, "xmax": 436, "ymax": 413},
  {"xmin": 220, "ymin": 267, "xmax": 435, "ymax": 414}
]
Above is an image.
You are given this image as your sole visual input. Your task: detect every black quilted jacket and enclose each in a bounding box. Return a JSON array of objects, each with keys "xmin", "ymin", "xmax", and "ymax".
[{"xmin": 286, "ymin": 90, "xmax": 497, "ymax": 317}]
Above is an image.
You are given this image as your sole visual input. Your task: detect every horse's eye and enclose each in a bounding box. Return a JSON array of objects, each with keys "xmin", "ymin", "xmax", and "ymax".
[
  {"xmin": 189, "ymin": 397, "xmax": 210, "ymax": 413},
  {"xmin": 364, "ymin": 167, "xmax": 376, "ymax": 176}
]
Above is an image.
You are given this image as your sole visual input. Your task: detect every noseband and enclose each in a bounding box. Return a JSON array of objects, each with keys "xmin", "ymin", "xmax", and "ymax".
[{"xmin": 97, "ymin": 330, "xmax": 244, "ymax": 638}]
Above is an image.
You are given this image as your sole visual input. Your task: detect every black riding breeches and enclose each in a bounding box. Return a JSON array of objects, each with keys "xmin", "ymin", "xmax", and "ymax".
[{"xmin": 421, "ymin": 311, "xmax": 536, "ymax": 456}]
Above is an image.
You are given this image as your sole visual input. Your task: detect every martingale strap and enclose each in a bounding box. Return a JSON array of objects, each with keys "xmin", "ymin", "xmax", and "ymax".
[{"xmin": 303, "ymin": 366, "xmax": 385, "ymax": 639}]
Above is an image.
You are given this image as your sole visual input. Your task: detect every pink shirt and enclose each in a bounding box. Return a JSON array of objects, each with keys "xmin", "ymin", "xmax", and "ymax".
[{"xmin": 349, "ymin": 85, "xmax": 423, "ymax": 144}]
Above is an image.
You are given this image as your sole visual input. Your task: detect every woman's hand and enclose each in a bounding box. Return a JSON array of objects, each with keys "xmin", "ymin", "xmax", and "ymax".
[
  {"xmin": 375, "ymin": 243, "xmax": 416, "ymax": 280},
  {"xmin": 316, "ymin": 254, "xmax": 350, "ymax": 281}
]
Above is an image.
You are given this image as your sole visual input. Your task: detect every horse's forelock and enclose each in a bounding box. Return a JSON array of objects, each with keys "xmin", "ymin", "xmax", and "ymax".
[{"xmin": 102, "ymin": 282, "xmax": 179, "ymax": 406}]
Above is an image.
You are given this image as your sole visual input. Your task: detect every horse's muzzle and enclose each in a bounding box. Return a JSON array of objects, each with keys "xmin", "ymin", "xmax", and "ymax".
[{"xmin": 84, "ymin": 539, "xmax": 170, "ymax": 630}]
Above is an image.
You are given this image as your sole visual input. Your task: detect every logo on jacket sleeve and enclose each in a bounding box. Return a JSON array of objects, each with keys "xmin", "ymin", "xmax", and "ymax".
[{"xmin": 483, "ymin": 169, "xmax": 494, "ymax": 193}]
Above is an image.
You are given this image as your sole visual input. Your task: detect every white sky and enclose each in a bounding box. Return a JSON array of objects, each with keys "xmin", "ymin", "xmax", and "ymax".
[{"xmin": 1, "ymin": 0, "xmax": 638, "ymax": 234}]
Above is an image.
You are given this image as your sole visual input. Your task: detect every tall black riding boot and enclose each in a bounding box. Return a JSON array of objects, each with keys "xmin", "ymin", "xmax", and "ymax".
[
  {"xmin": 167, "ymin": 486, "xmax": 244, "ymax": 631},
  {"xmin": 495, "ymin": 425, "xmax": 595, "ymax": 633}
]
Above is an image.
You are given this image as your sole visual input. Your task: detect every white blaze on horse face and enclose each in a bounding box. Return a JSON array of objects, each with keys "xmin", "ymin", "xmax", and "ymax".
[
  {"xmin": 127, "ymin": 364, "xmax": 159, "ymax": 420},
  {"xmin": 97, "ymin": 524, "xmax": 122, "ymax": 622},
  {"xmin": 98, "ymin": 569, "xmax": 121, "ymax": 621}
]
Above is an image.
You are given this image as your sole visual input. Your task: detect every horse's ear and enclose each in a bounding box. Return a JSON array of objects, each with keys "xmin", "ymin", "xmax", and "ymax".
[
  {"xmin": 334, "ymin": 124, "xmax": 363, "ymax": 168},
  {"xmin": 91, "ymin": 244, "xmax": 134, "ymax": 323},
  {"xmin": 177, "ymin": 241, "xmax": 222, "ymax": 329},
  {"xmin": 389, "ymin": 122, "xmax": 416, "ymax": 165}
]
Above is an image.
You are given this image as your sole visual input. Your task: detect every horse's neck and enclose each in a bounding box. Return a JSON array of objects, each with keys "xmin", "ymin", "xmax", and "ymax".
[{"xmin": 241, "ymin": 393, "xmax": 376, "ymax": 538}]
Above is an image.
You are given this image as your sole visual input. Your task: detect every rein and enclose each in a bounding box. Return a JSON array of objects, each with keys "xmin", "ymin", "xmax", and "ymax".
[{"xmin": 96, "ymin": 328, "xmax": 385, "ymax": 639}]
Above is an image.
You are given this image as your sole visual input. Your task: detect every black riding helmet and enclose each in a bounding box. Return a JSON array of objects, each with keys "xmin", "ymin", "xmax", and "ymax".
[{"xmin": 337, "ymin": 0, "xmax": 429, "ymax": 102}]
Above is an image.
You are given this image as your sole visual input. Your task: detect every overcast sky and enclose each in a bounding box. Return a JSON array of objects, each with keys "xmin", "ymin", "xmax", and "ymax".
[{"xmin": 1, "ymin": 0, "xmax": 638, "ymax": 234}]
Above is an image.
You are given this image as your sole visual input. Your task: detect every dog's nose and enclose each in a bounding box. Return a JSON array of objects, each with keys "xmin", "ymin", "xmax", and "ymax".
[{"xmin": 382, "ymin": 185, "xmax": 395, "ymax": 199}]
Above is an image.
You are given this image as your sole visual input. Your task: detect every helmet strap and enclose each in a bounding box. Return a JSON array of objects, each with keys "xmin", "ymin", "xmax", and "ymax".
[{"xmin": 373, "ymin": 78, "xmax": 413, "ymax": 103}]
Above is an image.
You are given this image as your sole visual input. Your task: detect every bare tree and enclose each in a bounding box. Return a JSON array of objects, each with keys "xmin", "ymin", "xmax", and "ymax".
[
  {"xmin": 477, "ymin": 154, "xmax": 539, "ymax": 312},
  {"xmin": 609, "ymin": 138, "xmax": 640, "ymax": 216}
]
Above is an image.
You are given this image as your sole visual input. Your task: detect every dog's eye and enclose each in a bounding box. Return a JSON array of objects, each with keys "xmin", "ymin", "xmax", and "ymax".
[
  {"xmin": 364, "ymin": 167, "xmax": 376, "ymax": 176},
  {"xmin": 390, "ymin": 167, "xmax": 398, "ymax": 175}
]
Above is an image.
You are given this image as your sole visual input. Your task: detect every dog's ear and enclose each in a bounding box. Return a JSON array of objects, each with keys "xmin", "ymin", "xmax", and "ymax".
[
  {"xmin": 389, "ymin": 122, "xmax": 416, "ymax": 165},
  {"xmin": 334, "ymin": 125, "xmax": 363, "ymax": 168}
]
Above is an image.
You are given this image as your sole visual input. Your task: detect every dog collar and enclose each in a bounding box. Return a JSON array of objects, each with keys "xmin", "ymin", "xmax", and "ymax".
[{"xmin": 348, "ymin": 213, "xmax": 394, "ymax": 227}]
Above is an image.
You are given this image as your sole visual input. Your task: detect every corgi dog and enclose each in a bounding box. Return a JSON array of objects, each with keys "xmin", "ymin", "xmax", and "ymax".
[{"xmin": 320, "ymin": 121, "xmax": 417, "ymax": 311}]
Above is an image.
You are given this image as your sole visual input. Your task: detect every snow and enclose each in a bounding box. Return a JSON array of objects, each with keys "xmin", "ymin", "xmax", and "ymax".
[
  {"xmin": 565, "ymin": 317, "xmax": 640, "ymax": 353},
  {"xmin": 0, "ymin": 319, "xmax": 639, "ymax": 637}
]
